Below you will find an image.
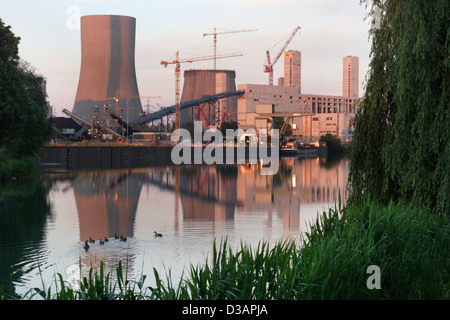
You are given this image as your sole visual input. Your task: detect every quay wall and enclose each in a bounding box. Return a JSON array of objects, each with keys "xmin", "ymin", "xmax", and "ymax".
[{"xmin": 39, "ymin": 145, "xmax": 326, "ymax": 171}]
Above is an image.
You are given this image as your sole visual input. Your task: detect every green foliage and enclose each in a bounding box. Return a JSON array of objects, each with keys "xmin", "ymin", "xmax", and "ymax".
[
  {"xmin": 18, "ymin": 60, "xmax": 48, "ymax": 108},
  {"xmin": 26, "ymin": 261, "xmax": 148, "ymax": 300},
  {"xmin": 300, "ymin": 200, "xmax": 449, "ymax": 299},
  {"xmin": 319, "ymin": 134, "xmax": 347, "ymax": 157},
  {"xmin": 218, "ymin": 121, "xmax": 239, "ymax": 136},
  {"xmin": 349, "ymin": 1, "xmax": 450, "ymax": 213},
  {"xmin": 0, "ymin": 154, "xmax": 38, "ymax": 180},
  {"xmin": 0, "ymin": 18, "xmax": 52, "ymax": 178}
]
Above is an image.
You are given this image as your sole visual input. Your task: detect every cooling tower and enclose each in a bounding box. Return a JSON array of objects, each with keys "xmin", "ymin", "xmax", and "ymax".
[
  {"xmin": 73, "ymin": 15, "xmax": 143, "ymax": 123},
  {"xmin": 180, "ymin": 69, "xmax": 237, "ymax": 126}
]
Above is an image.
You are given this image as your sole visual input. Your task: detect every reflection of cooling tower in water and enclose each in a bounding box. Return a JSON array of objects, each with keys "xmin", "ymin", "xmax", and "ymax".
[
  {"xmin": 179, "ymin": 166, "xmax": 237, "ymax": 221},
  {"xmin": 73, "ymin": 171, "xmax": 143, "ymax": 241},
  {"xmin": 73, "ymin": 15, "xmax": 143, "ymax": 122},
  {"xmin": 180, "ymin": 70, "xmax": 237, "ymax": 126}
]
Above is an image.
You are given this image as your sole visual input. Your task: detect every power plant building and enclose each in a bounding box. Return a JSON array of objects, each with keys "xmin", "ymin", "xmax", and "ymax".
[
  {"xmin": 237, "ymin": 54, "xmax": 360, "ymax": 140},
  {"xmin": 72, "ymin": 15, "xmax": 143, "ymax": 123}
]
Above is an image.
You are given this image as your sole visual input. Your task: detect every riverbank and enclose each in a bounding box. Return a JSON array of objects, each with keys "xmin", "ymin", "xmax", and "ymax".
[{"xmin": 3, "ymin": 199, "xmax": 447, "ymax": 300}]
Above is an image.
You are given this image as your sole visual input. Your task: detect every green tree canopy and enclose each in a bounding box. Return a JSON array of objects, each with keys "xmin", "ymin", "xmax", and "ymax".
[
  {"xmin": 219, "ymin": 121, "xmax": 238, "ymax": 136},
  {"xmin": 348, "ymin": 0, "xmax": 449, "ymax": 213},
  {"xmin": 320, "ymin": 134, "xmax": 345, "ymax": 156},
  {"xmin": 0, "ymin": 18, "xmax": 51, "ymax": 158}
]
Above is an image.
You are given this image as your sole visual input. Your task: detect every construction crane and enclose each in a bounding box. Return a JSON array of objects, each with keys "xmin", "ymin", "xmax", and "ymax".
[
  {"xmin": 161, "ymin": 51, "xmax": 243, "ymax": 130},
  {"xmin": 263, "ymin": 26, "xmax": 301, "ymax": 86},
  {"xmin": 101, "ymin": 91, "xmax": 161, "ymax": 114},
  {"xmin": 203, "ymin": 28, "xmax": 257, "ymax": 69}
]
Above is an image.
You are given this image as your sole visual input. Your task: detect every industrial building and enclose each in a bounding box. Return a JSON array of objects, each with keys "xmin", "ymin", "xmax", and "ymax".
[
  {"xmin": 72, "ymin": 15, "xmax": 143, "ymax": 124},
  {"xmin": 236, "ymin": 54, "xmax": 360, "ymax": 140},
  {"xmin": 64, "ymin": 16, "xmax": 359, "ymax": 142}
]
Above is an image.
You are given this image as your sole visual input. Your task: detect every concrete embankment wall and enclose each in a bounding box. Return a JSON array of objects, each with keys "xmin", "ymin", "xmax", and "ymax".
[
  {"xmin": 39, "ymin": 145, "xmax": 327, "ymax": 171},
  {"xmin": 39, "ymin": 146, "xmax": 173, "ymax": 170}
]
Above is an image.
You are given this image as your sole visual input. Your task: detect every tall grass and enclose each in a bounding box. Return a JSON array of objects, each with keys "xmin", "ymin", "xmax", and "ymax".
[
  {"xmin": 299, "ymin": 201, "xmax": 449, "ymax": 299},
  {"xmin": 149, "ymin": 239, "xmax": 303, "ymax": 300},
  {"xmin": 2, "ymin": 200, "xmax": 448, "ymax": 300},
  {"xmin": 20, "ymin": 261, "xmax": 148, "ymax": 300}
]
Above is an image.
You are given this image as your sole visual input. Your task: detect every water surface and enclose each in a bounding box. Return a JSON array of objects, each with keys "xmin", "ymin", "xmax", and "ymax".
[{"xmin": 0, "ymin": 156, "xmax": 349, "ymax": 297}]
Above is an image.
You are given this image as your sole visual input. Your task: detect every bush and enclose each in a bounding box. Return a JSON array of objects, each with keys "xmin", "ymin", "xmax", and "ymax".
[
  {"xmin": 0, "ymin": 155, "xmax": 38, "ymax": 181},
  {"xmin": 319, "ymin": 134, "xmax": 347, "ymax": 157}
]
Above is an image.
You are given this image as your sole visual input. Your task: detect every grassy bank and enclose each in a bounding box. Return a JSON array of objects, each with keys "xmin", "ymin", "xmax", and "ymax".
[{"xmin": 1, "ymin": 200, "xmax": 448, "ymax": 300}]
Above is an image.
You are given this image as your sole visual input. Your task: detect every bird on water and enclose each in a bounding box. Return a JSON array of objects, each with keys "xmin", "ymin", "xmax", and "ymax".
[{"xmin": 154, "ymin": 231, "xmax": 162, "ymax": 238}]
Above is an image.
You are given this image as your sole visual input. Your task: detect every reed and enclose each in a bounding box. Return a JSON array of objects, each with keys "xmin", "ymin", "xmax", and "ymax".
[
  {"xmin": 299, "ymin": 200, "xmax": 450, "ymax": 299},
  {"xmin": 22, "ymin": 261, "xmax": 149, "ymax": 300},
  {"xmin": 148, "ymin": 239, "xmax": 304, "ymax": 300}
]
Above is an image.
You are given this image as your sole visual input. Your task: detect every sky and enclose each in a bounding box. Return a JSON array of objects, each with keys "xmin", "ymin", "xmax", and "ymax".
[{"xmin": 1, "ymin": 0, "xmax": 372, "ymax": 117}]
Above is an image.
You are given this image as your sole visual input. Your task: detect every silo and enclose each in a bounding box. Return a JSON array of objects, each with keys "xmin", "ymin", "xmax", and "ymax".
[
  {"xmin": 72, "ymin": 15, "xmax": 143, "ymax": 123},
  {"xmin": 180, "ymin": 69, "xmax": 237, "ymax": 126}
]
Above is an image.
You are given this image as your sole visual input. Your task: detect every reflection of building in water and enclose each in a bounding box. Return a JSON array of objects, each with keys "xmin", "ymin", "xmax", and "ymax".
[
  {"xmin": 236, "ymin": 157, "xmax": 349, "ymax": 233},
  {"xmin": 179, "ymin": 165, "xmax": 237, "ymax": 221},
  {"xmin": 72, "ymin": 170, "xmax": 144, "ymax": 272},
  {"xmin": 74, "ymin": 170, "xmax": 143, "ymax": 241}
]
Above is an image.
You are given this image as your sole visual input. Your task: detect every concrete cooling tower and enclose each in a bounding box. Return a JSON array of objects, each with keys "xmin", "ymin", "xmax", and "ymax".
[
  {"xmin": 180, "ymin": 69, "xmax": 237, "ymax": 126},
  {"xmin": 73, "ymin": 15, "xmax": 143, "ymax": 123}
]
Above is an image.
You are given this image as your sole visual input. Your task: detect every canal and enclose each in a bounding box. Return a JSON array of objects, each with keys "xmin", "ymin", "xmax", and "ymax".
[{"xmin": 0, "ymin": 156, "xmax": 349, "ymax": 298}]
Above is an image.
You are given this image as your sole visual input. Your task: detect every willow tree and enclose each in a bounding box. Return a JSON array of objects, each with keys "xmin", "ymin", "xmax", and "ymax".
[{"xmin": 348, "ymin": 0, "xmax": 449, "ymax": 213}]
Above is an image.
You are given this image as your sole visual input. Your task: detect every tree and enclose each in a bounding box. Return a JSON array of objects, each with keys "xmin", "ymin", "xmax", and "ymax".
[
  {"xmin": 0, "ymin": 18, "xmax": 51, "ymax": 159},
  {"xmin": 218, "ymin": 121, "xmax": 238, "ymax": 136},
  {"xmin": 319, "ymin": 134, "xmax": 345, "ymax": 156},
  {"xmin": 18, "ymin": 60, "xmax": 48, "ymax": 108},
  {"xmin": 348, "ymin": 1, "xmax": 449, "ymax": 213}
]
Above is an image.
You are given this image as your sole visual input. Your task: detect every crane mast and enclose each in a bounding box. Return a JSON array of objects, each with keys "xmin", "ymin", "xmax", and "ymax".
[
  {"xmin": 264, "ymin": 26, "xmax": 301, "ymax": 86},
  {"xmin": 203, "ymin": 28, "xmax": 256, "ymax": 69}
]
